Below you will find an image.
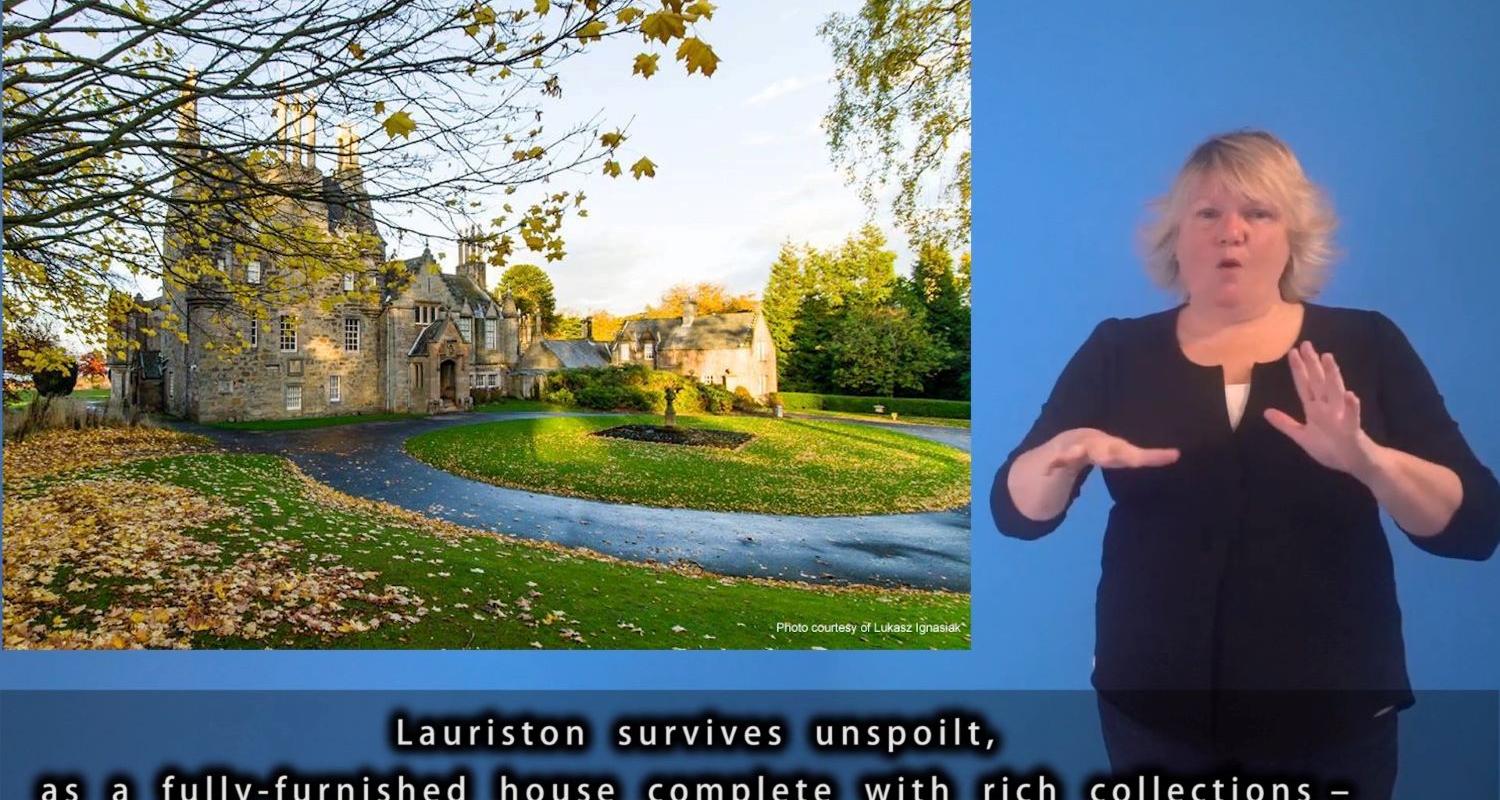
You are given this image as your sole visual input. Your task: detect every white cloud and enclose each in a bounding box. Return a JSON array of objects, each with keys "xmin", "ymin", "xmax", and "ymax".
[{"xmin": 744, "ymin": 72, "xmax": 830, "ymax": 106}]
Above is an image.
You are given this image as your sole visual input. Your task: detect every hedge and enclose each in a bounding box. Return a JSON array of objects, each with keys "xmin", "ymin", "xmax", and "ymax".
[{"xmin": 776, "ymin": 392, "xmax": 969, "ymax": 420}]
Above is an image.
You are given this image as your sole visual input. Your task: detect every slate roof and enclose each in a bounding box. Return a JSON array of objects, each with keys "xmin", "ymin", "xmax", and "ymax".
[
  {"xmin": 440, "ymin": 273, "xmax": 495, "ymax": 315},
  {"xmin": 321, "ymin": 173, "xmax": 379, "ymax": 235},
  {"xmin": 407, "ymin": 317, "xmax": 455, "ymax": 357},
  {"xmin": 616, "ymin": 311, "xmax": 757, "ymax": 351},
  {"xmin": 540, "ymin": 339, "xmax": 610, "ymax": 369}
]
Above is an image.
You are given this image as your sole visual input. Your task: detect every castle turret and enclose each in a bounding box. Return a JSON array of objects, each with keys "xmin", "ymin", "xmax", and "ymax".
[{"xmin": 177, "ymin": 68, "xmax": 200, "ymax": 147}]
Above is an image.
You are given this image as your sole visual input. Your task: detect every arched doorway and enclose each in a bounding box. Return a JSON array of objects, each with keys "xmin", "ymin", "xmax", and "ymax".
[{"xmin": 440, "ymin": 359, "xmax": 457, "ymax": 405}]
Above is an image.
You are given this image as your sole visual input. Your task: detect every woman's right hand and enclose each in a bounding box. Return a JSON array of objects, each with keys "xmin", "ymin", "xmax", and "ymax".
[{"xmin": 1045, "ymin": 428, "xmax": 1181, "ymax": 475}]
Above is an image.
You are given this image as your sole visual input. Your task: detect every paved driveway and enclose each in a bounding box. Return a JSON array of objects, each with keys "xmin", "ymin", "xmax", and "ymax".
[{"xmin": 186, "ymin": 413, "xmax": 971, "ymax": 591}]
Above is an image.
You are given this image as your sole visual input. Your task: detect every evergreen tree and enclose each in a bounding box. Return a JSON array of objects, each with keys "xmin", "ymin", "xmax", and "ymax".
[
  {"xmin": 762, "ymin": 242, "xmax": 808, "ymax": 363},
  {"xmin": 910, "ymin": 241, "xmax": 970, "ymax": 398}
]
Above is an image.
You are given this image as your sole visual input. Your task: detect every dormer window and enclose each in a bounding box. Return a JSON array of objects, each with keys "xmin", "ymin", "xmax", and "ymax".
[{"xmin": 415, "ymin": 304, "xmax": 438, "ymax": 324}]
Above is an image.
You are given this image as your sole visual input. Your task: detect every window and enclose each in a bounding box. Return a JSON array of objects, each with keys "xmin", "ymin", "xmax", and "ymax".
[
  {"xmin": 344, "ymin": 317, "xmax": 361, "ymax": 352},
  {"xmin": 415, "ymin": 305, "xmax": 437, "ymax": 324},
  {"xmin": 643, "ymin": 342, "xmax": 655, "ymax": 361},
  {"xmin": 249, "ymin": 319, "xmax": 258, "ymax": 348},
  {"xmin": 279, "ymin": 315, "xmax": 296, "ymax": 352},
  {"xmin": 484, "ymin": 320, "xmax": 497, "ymax": 351},
  {"xmin": 620, "ymin": 342, "xmax": 632, "ymax": 361},
  {"xmin": 285, "ymin": 385, "xmax": 302, "ymax": 412},
  {"xmin": 329, "ymin": 375, "xmax": 341, "ymax": 403},
  {"xmin": 246, "ymin": 260, "xmax": 261, "ymax": 284},
  {"xmin": 413, "ymin": 363, "xmax": 424, "ymax": 389},
  {"xmin": 342, "ymin": 273, "xmax": 355, "ymax": 292},
  {"xmin": 460, "ymin": 317, "xmax": 472, "ymax": 342}
]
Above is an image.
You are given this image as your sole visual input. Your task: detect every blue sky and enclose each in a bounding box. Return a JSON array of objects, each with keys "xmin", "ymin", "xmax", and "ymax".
[{"xmin": 401, "ymin": 1, "xmax": 907, "ymax": 317}]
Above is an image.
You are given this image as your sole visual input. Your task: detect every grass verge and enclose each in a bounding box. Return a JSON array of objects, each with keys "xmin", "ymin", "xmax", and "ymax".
[
  {"xmin": 2, "ymin": 432, "xmax": 969, "ymax": 650},
  {"xmin": 404, "ymin": 414, "xmax": 970, "ymax": 515}
]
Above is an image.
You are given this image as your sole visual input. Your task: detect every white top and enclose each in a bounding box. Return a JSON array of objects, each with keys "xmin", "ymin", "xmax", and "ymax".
[{"xmin": 1225, "ymin": 383, "xmax": 1251, "ymax": 430}]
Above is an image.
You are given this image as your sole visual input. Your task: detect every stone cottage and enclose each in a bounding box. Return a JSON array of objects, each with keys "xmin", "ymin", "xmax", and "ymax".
[{"xmin": 609, "ymin": 301, "xmax": 778, "ymax": 398}]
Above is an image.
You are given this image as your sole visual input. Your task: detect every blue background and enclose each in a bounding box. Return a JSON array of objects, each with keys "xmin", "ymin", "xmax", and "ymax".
[{"xmin": 2, "ymin": 0, "xmax": 1498, "ymax": 767}]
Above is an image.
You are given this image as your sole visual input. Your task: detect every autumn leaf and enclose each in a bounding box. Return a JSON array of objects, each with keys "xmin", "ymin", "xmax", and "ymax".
[
  {"xmin": 639, "ymin": 11, "xmax": 686, "ymax": 43},
  {"xmin": 373, "ymin": 100, "xmax": 386, "ymax": 115},
  {"xmin": 599, "ymin": 131, "xmax": 625, "ymax": 148},
  {"xmin": 632, "ymin": 52, "xmax": 659, "ymax": 79},
  {"xmin": 534, "ymin": 0, "xmax": 549, "ymax": 13},
  {"xmin": 382, "ymin": 110, "xmax": 416, "ymax": 139},
  {"xmin": 675, "ymin": 37, "xmax": 718, "ymax": 77},
  {"xmin": 684, "ymin": 0, "xmax": 716, "ymax": 21},
  {"xmin": 575, "ymin": 20, "xmax": 606, "ymax": 41},
  {"xmin": 629, "ymin": 156, "xmax": 656, "ymax": 179},
  {"xmin": 348, "ymin": 42, "xmax": 366, "ymax": 60},
  {"xmin": 617, "ymin": 7, "xmax": 644, "ymax": 25},
  {"xmin": 602, "ymin": 160, "xmax": 621, "ymax": 177}
]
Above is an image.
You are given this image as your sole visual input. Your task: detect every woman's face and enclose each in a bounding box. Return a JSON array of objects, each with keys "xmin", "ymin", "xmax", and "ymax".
[{"xmin": 1173, "ymin": 171, "xmax": 1291, "ymax": 310}]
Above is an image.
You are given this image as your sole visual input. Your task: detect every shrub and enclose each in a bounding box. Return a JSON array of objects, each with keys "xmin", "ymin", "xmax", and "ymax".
[
  {"xmin": 698, "ymin": 383, "xmax": 734, "ymax": 414},
  {"xmin": 776, "ymin": 392, "xmax": 970, "ymax": 420},
  {"xmin": 546, "ymin": 387, "xmax": 575, "ymax": 407},
  {"xmin": 732, "ymin": 386, "xmax": 762, "ymax": 412}
]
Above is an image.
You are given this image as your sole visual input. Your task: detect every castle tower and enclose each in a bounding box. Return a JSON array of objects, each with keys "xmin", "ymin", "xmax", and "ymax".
[{"xmin": 457, "ymin": 225, "xmax": 486, "ymax": 290}]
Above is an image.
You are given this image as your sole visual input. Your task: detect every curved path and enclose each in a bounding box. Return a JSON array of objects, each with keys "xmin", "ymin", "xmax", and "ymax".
[{"xmin": 184, "ymin": 412, "xmax": 970, "ymax": 591}]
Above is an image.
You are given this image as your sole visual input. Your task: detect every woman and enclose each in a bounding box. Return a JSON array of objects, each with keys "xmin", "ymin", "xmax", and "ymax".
[{"xmin": 990, "ymin": 131, "xmax": 1499, "ymax": 796}]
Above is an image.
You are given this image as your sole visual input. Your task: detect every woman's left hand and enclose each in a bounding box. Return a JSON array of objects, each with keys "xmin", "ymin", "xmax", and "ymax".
[{"xmin": 1264, "ymin": 341, "xmax": 1386, "ymax": 481}]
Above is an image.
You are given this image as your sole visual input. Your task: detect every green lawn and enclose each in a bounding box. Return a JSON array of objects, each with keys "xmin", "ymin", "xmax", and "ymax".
[
  {"xmin": 208, "ymin": 412, "xmax": 421, "ymax": 431},
  {"xmin": 3, "ymin": 453, "xmax": 969, "ymax": 649},
  {"xmin": 472, "ymin": 399, "xmax": 571, "ymax": 413},
  {"xmin": 404, "ymin": 415, "xmax": 970, "ymax": 515},
  {"xmin": 4, "ymin": 388, "xmax": 111, "ymax": 409}
]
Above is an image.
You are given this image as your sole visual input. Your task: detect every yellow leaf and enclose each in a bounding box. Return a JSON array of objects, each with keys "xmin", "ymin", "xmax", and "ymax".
[
  {"xmin": 374, "ymin": 100, "xmax": 386, "ymax": 115},
  {"xmin": 640, "ymin": 11, "xmax": 686, "ymax": 43},
  {"xmin": 602, "ymin": 160, "xmax": 622, "ymax": 177},
  {"xmin": 617, "ymin": 7, "xmax": 643, "ymax": 25},
  {"xmin": 600, "ymin": 131, "xmax": 625, "ymax": 148},
  {"xmin": 534, "ymin": 0, "xmax": 549, "ymax": 12},
  {"xmin": 382, "ymin": 110, "xmax": 416, "ymax": 139},
  {"xmin": 632, "ymin": 52, "xmax": 659, "ymax": 78},
  {"xmin": 348, "ymin": 42, "xmax": 365, "ymax": 60},
  {"xmin": 575, "ymin": 20, "xmax": 606, "ymax": 41},
  {"xmin": 675, "ymin": 37, "xmax": 718, "ymax": 77},
  {"xmin": 685, "ymin": 0, "xmax": 715, "ymax": 20},
  {"xmin": 629, "ymin": 156, "xmax": 656, "ymax": 179}
]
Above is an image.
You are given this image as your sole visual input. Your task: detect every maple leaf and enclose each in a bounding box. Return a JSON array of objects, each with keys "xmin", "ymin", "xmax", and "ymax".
[
  {"xmin": 347, "ymin": 42, "xmax": 366, "ymax": 60},
  {"xmin": 629, "ymin": 156, "xmax": 656, "ymax": 179},
  {"xmin": 599, "ymin": 131, "xmax": 625, "ymax": 148},
  {"xmin": 632, "ymin": 53, "xmax": 659, "ymax": 79},
  {"xmin": 575, "ymin": 20, "xmax": 606, "ymax": 41},
  {"xmin": 534, "ymin": 0, "xmax": 549, "ymax": 13},
  {"xmin": 602, "ymin": 160, "xmax": 622, "ymax": 178},
  {"xmin": 675, "ymin": 37, "xmax": 718, "ymax": 77},
  {"xmin": 617, "ymin": 7, "xmax": 643, "ymax": 25},
  {"xmin": 684, "ymin": 0, "xmax": 715, "ymax": 21},
  {"xmin": 639, "ymin": 11, "xmax": 685, "ymax": 43},
  {"xmin": 373, "ymin": 100, "xmax": 386, "ymax": 115},
  {"xmin": 382, "ymin": 111, "xmax": 416, "ymax": 139}
]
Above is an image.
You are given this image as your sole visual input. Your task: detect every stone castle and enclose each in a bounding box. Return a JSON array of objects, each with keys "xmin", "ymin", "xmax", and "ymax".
[{"xmin": 109, "ymin": 94, "xmax": 776, "ymax": 423}]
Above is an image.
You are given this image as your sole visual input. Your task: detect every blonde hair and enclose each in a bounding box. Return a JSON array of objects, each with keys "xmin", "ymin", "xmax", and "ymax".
[{"xmin": 1141, "ymin": 130, "xmax": 1339, "ymax": 301}]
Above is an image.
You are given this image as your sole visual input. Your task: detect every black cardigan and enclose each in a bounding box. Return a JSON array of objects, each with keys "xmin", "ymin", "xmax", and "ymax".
[{"xmin": 990, "ymin": 303, "xmax": 1500, "ymax": 754}]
